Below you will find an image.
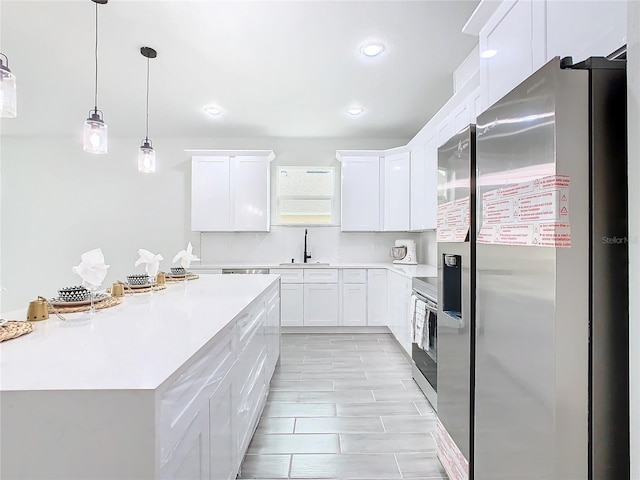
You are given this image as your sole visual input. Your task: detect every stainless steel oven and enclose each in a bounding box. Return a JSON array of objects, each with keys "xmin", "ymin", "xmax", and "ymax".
[{"xmin": 411, "ymin": 276, "xmax": 438, "ymax": 411}]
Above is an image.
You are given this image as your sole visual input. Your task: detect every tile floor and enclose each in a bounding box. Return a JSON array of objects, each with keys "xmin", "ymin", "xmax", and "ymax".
[{"xmin": 238, "ymin": 333, "xmax": 447, "ymax": 480}]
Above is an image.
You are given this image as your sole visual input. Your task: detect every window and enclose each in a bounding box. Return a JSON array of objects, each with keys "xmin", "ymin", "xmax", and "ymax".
[{"xmin": 276, "ymin": 166, "xmax": 335, "ymax": 224}]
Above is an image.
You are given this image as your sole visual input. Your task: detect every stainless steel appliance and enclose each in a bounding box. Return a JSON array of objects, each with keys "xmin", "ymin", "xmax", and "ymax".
[
  {"xmin": 436, "ymin": 125, "xmax": 476, "ymax": 479},
  {"xmin": 474, "ymin": 57, "xmax": 629, "ymax": 479},
  {"xmin": 411, "ymin": 276, "xmax": 438, "ymax": 410}
]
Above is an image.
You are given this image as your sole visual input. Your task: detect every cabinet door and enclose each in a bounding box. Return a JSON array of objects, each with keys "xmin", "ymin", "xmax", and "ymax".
[
  {"xmin": 438, "ymin": 114, "xmax": 456, "ymax": 147},
  {"xmin": 546, "ymin": 1, "xmax": 626, "ymax": 66},
  {"xmin": 210, "ymin": 375, "xmax": 236, "ymax": 480},
  {"xmin": 480, "ymin": 0, "xmax": 536, "ymax": 108},
  {"xmin": 367, "ymin": 269, "xmax": 388, "ymax": 326},
  {"xmin": 399, "ymin": 277, "xmax": 413, "ymax": 356},
  {"xmin": 410, "ymin": 145, "xmax": 426, "ymax": 231},
  {"xmin": 191, "ymin": 156, "xmax": 230, "ymax": 231},
  {"xmin": 161, "ymin": 405, "xmax": 210, "ymax": 480},
  {"xmin": 303, "ymin": 283, "xmax": 339, "ymax": 326},
  {"xmin": 424, "ymin": 135, "xmax": 438, "ymax": 230},
  {"xmin": 231, "ymin": 155, "xmax": 270, "ymax": 232},
  {"xmin": 342, "ymin": 283, "xmax": 367, "ymax": 327},
  {"xmin": 265, "ymin": 288, "xmax": 281, "ymax": 376},
  {"xmin": 384, "ymin": 152, "xmax": 411, "ymax": 231},
  {"xmin": 281, "ymin": 284, "xmax": 304, "ymax": 326},
  {"xmin": 341, "ymin": 156, "xmax": 381, "ymax": 231},
  {"xmin": 453, "ymin": 99, "xmax": 471, "ymax": 134}
]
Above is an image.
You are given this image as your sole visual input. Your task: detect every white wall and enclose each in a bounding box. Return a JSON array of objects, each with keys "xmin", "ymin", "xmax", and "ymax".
[
  {"xmin": 0, "ymin": 135, "xmax": 412, "ymax": 312},
  {"xmin": 628, "ymin": 2, "xmax": 640, "ymax": 477}
]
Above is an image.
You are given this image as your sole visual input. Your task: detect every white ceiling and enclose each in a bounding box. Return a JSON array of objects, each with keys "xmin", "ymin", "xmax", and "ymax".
[{"xmin": 0, "ymin": 0, "xmax": 479, "ymax": 139}]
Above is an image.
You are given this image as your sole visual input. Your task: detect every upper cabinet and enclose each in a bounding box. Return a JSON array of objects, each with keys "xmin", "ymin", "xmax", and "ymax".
[
  {"xmin": 478, "ymin": 0, "xmax": 626, "ymax": 108},
  {"xmin": 191, "ymin": 150, "xmax": 274, "ymax": 232},
  {"xmin": 384, "ymin": 151, "xmax": 411, "ymax": 232},
  {"xmin": 340, "ymin": 154, "xmax": 382, "ymax": 231}
]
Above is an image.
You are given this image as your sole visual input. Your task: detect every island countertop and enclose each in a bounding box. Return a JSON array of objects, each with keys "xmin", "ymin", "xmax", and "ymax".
[{"xmin": 0, "ymin": 274, "xmax": 280, "ymax": 392}]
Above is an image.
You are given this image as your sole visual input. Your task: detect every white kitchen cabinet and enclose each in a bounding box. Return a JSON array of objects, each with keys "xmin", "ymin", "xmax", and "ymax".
[
  {"xmin": 453, "ymin": 98, "xmax": 472, "ymax": 134},
  {"xmin": 191, "ymin": 151, "xmax": 274, "ymax": 232},
  {"xmin": 384, "ymin": 152, "xmax": 411, "ymax": 231},
  {"xmin": 265, "ymin": 286, "xmax": 281, "ymax": 377},
  {"xmin": 342, "ymin": 283, "xmax": 367, "ymax": 327},
  {"xmin": 280, "ymin": 283, "xmax": 304, "ymax": 326},
  {"xmin": 410, "ymin": 144, "xmax": 426, "ymax": 232},
  {"xmin": 546, "ymin": 1, "xmax": 626, "ymax": 65},
  {"xmin": 161, "ymin": 406, "xmax": 210, "ymax": 480},
  {"xmin": 438, "ymin": 113, "xmax": 456, "ymax": 147},
  {"xmin": 471, "ymin": 87, "xmax": 483, "ymax": 122},
  {"xmin": 387, "ymin": 271, "xmax": 412, "ymax": 356},
  {"xmin": 231, "ymin": 155, "xmax": 271, "ymax": 231},
  {"xmin": 340, "ymin": 155, "xmax": 382, "ymax": 231},
  {"xmin": 191, "ymin": 156, "xmax": 230, "ymax": 231},
  {"xmin": 303, "ymin": 268, "xmax": 339, "ymax": 283},
  {"xmin": 209, "ymin": 375, "xmax": 235, "ymax": 480},
  {"xmin": 303, "ymin": 283, "xmax": 339, "ymax": 326},
  {"xmin": 367, "ymin": 269, "xmax": 388, "ymax": 326},
  {"xmin": 479, "ymin": 0, "xmax": 544, "ymax": 109}
]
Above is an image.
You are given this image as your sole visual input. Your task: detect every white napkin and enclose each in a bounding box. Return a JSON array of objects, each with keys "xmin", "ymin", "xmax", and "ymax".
[
  {"xmin": 135, "ymin": 249, "xmax": 164, "ymax": 277},
  {"xmin": 172, "ymin": 242, "xmax": 200, "ymax": 269},
  {"xmin": 72, "ymin": 248, "xmax": 110, "ymax": 288}
]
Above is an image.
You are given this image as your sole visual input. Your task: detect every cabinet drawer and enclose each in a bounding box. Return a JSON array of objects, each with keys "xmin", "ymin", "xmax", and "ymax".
[
  {"xmin": 303, "ymin": 269, "xmax": 339, "ymax": 283},
  {"xmin": 236, "ymin": 303, "xmax": 266, "ymax": 353},
  {"xmin": 342, "ymin": 269, "xmax": 367, "ymax": 283},
  {"xmin": 270, "ymin": 269, "xmax": 304, "ymax": 283}
]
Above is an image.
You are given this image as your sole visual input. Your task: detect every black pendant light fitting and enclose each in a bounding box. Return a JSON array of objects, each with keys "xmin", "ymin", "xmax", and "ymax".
[
  {"xmin": 138, "ymin": 46, "xmax": 158, "ymax": 173},
  {"xmin": 83, "ymin": 0, "xmax": 108, "ymax": 153}
]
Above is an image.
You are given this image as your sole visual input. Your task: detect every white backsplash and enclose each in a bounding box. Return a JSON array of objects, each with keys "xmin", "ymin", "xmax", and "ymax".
[{"xmin": 196, "ymin": 226, "xmax": 430, "ymax": 265}]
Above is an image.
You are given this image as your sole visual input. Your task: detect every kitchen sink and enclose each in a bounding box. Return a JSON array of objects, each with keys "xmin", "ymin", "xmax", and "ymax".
[{"xmin": 279, "ymin": 262, "xmax": 330, "ymax": 266}]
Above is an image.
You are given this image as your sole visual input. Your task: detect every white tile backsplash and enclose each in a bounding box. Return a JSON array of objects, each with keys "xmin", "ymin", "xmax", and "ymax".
[{"xmin": 197, "ymin": 226, "xmax": 428, "ymax": 265}]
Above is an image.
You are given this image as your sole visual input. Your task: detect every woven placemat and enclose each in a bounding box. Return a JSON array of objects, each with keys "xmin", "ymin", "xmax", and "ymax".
[
  {"xmin": 165, "ymin": 274, "xmax": 199, "ymax": 283},
  {"xmin": 0, "ymin": 321, "xmax": 34, "ymax": 342},
  {"xmin": 48, "ymin": 295, "xmax": 123, "ymax": 314},
  {"xmin": 123, "ymin": 284, "xmax": 168, "ymax": 294}
]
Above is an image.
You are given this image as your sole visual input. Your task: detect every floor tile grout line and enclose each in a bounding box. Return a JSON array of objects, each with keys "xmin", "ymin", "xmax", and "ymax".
[{"xmin": 393, "ymin": 452, "xmax": 405, "ymax": 479}]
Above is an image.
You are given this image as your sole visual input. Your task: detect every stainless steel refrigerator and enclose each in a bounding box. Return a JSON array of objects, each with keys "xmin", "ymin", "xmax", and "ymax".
[
  {"xmin": 436, "ymin": 125, "xmax": 476, "ymax": 480},
  {"xmin": 474, "ymin": 56, "xmax": 629, "ymax": 479}
]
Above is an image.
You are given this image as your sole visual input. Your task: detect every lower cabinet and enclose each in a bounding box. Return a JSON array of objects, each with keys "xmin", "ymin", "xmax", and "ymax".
[
  {"xmin": 209, "ymin": 375, "xmax": 235, "ymax": 480},
  {"xmin": 367, "ymin": 269, "xmax": 388, "ymax": 326},
  {"xmin": 342, "ymin": 283, "xmax": 367, "ymax": 326},
  {"xmin": 280, "ymin": 283, "xmax": 304, "ymax": 326},
  {"xmin": 303, "ymin": 283, "xmax": 339, "ymax": 326},
  {"xmin": 388, "ymin": 271, "xmax": 412, "ymax": 355},
  {"xmin": 162, "ymin": 406, "xmax": 211, "ymax": 480}
]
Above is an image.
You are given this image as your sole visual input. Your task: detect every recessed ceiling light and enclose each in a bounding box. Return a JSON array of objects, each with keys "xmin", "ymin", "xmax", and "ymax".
[
  {"xmin": 347, "ymin": 106, "xmax": 364, "ymax": 116},
  {"xmin": 480, "ymin": 49, "xmax": 497, "ymax": 59},
  {"xmin": 204, "ymin": 106, "xmax": 223, "ymax": 116},
  {"xmin": 361, "ymin": 42, "xmax": 385, "ymax": 58}
]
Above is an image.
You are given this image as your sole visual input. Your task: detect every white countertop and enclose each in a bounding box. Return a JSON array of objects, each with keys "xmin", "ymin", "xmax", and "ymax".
[
  {"xmin": 192, "ymin": 262, "xmax": 437, "ymax": 279},
  {"xmin": 0, "ymin": 275, "xmax": 279, "ymax": 392}
]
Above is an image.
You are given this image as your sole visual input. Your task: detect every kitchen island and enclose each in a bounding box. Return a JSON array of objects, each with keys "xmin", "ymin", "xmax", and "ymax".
[{"xmin": 0, "ymin": 274, "xmax": 281, "ymax": 480}]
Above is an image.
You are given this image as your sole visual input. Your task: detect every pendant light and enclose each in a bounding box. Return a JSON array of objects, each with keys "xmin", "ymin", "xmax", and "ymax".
[
  {"xmin": 138, "ymin": 46, "xmax": 157, "ymax": 173},
  {"xmin": 83, "ymin": 0, "xmax": 108, "ymax": 154},
  {"xmin": 0, "ymin": 53, "xmax": 17, "ymax": 118}
]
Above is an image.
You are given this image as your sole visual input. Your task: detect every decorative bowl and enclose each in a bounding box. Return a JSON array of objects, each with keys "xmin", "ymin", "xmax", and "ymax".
[
  {"xmin": 127, "ymin": 274, "xmax": 149, "ymax": 285},
  {"xmin": 171, "ymin": 267, "xmax": 186, "ymax": 275},
  {"xmin": 57, "ymin": 286, "xmax": 90, "ymax": 303}
]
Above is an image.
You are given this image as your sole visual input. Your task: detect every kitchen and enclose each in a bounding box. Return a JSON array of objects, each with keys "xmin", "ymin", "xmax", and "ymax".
[{"xmin": 1, "ymin": 1, "xmax": 638, "ymax": 480}]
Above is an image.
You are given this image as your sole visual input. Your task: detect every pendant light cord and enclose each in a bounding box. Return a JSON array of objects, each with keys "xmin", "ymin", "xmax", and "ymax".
[
  {"xmin": 93, "ymin": 0, "xmax": 99, "ymax": 112},
  {"xmin": 145, "ymin": 56, "xmax": 150, "ymax": 141}
]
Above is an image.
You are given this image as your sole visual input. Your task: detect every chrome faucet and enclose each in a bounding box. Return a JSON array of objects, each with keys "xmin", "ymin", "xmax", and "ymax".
[{"xmin": 303, "ymin": 229, "xmax": 312, "ymax": 263}]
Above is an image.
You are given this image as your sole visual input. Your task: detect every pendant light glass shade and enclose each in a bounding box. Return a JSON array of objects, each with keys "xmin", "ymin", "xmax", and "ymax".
[
  {"xmin": 0, "ymin": 54, "xmax": 17, "ymax": 118},
  {"xmin": 84, "ymin": 0, "xmax": 108, "ymax": 154},
  {"xmin": 83, "ymin": 110, "xmax": 108, "ymax": 154},
  {"xmin": 138, "ymin": 139, "xmax": 156, "ymax": 173}
]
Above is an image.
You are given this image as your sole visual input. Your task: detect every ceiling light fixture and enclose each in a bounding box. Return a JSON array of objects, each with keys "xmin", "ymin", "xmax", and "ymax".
[
  {"xmin": 0, "ymin": 53, "xmax": 17, "ymax": 118},
  {"xmin": 347, "ymin": 106, "xmax": 364, "ymax": 116},
  {"xmin": 361, "ymin": 42, "xmax": 385, "ymax": 58},
  {"xmin": 204, "ymin": 106, "xmax": 223, "ymax": 116},
  {"xmin": 138, "ymin": 46, "xmax": 157, "ymax": 174},
  {"xmin": 83, "ymin": 0, "xmax": 108, "ymax": 154},
  {"xmin": 480, "ymin": 49, "xmax": 497, "ymax": 59}
]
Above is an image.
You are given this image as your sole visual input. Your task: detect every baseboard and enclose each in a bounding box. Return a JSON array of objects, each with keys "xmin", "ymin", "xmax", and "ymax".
[{"xmin": 281, "ymin": 326, "xmax": 392, "ymax": 334}]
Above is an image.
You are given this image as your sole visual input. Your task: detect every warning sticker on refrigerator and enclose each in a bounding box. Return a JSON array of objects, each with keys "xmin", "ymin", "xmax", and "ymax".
[
  {"xmin": 477, "ymin": 175, "xmax": 571, "ymax": 247},
  {"xmin": 437, "ymin": 196, "xmax": 470, "ymax": 243}
]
